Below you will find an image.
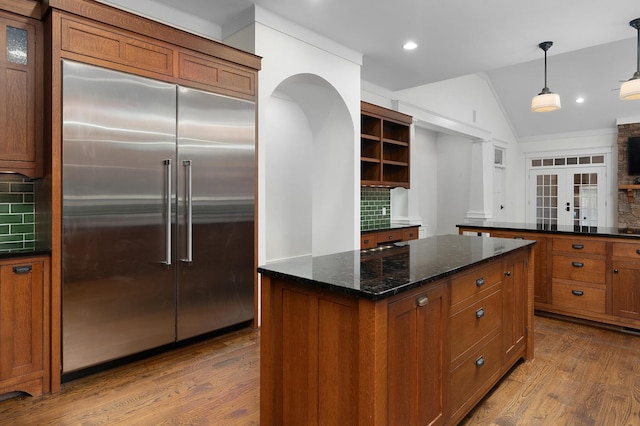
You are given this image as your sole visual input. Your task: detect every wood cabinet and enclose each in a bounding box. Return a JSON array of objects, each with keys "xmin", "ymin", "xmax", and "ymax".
[
  {"xmin": 0, "ymin": 255, "xmax": 50, "ymax": 397},
  {"xmin": 361, "ymin": 226, "xmax": 419, "ymax": 249},
  {"xmin": 55, "ymin": 13, "xmax": 257, "ymax": 100},
  {"xmin": 0, "ymin": 10, "xmax": 43, "ymax": 178},
  {"xmin": 459, "ymin": 224, "xmax": 640, "ymax": 331},
  {"xmin": 482, "ymin": 230, "xmax": 549, "ymax": 304},
  {"xmin": 260, "ymin": 246, "xmax": 533, "ymax": 425},
  {"xmin": 387, "ymin": 282, "xmax": 448, "ymax": 426},
  {"xmin": 447, "ymin": 250, "xmax": 530, "ymax": 424},
  {"xmin": 611, "ymin": 241, "xmax": 640, "ymax": 321},
  {"xmin": 361, "ymin": 101, "xmax": 411, "ymax": 188}
]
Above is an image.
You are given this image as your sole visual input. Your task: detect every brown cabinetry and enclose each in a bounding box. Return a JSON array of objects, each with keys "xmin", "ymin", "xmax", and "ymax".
[
  {"xmin": 387, "ymin": 282, "xmax": 448, "ymax": 426},
  {"xmin": 611, "ymin": 242, "xmax": 640, "ymax": 321},
  {"xmin": 459, "ymin": 225, "xmax": 640, "ymax": 330},
  {"xmin": 0, "ymin": 255, "xmax": 50, "ymax": 397},
  {"xmin": 361, "ymin": 101, "xmax": 411, "ymax": 188},
  {"xmin": 260, "ymin": 246, "xmax": 533, "ymax": 425},
  {"xmin": 361, "ymin": 226, "xmax": 418, "ymax": 249},
  {"xmin": 0, "ymin": 10, "xmax": 42, "ymax": 178},
  {"xmin": 447, "ymin": 252, "xmax": 529, "ymax": 424}
]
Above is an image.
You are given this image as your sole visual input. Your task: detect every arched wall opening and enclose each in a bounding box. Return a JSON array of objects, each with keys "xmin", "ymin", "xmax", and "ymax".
[{"xmin": 265, "ymin": 73, "xmax": 355, "ymax": 261}]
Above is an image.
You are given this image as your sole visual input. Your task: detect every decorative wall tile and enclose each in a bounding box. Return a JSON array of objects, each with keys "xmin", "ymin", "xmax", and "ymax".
[
  {"xmin": 360, "ymin": 187, "xmax": 391, "ymax": 231},
  {"xmin": 0, "ymin": 178, "xmax": 35, "ymax": 251}
]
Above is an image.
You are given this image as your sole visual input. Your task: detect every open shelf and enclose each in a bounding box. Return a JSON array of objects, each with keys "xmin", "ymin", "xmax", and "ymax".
[{"xmin": 360, "ymin": 101, "xmax": 412, "ymax": 188}]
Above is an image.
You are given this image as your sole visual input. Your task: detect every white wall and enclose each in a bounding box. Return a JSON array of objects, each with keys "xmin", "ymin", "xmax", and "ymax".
[
  {"xmin": 412, "ymin": 126, "xmax": 439, "ymax": 235},
  {"xmin": 437, "ymin": 134, "xmax": 473, "ymax": 234},
  {"xmin": 264, "ymin": 94, "xmax": 312, "ymax": 261}
]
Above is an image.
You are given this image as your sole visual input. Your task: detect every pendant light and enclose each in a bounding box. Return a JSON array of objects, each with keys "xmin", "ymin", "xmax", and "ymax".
[
  {"xmin": 531, "ymin": 41, "xmax": 561, "ymax": 112},
  {"xmin": 620, "ymin": 18, "xmax": 640, "ymax": 100}
]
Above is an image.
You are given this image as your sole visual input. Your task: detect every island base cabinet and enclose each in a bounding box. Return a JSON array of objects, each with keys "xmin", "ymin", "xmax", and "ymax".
[
  {"xmin": 387, "ymin": 282, "xmax": 448, "ymax": 426},
  {"xmin": 612, "ymin": 262, "xmax": 640, "ymax": 321},
  {"xmin": 0, "ymin": 257, "xmax": 49, "ymax": 397}
]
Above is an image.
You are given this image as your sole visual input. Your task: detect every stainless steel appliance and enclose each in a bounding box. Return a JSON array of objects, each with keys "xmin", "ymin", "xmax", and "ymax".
[{"xmin": 62, "ymin": 60, "xmax": 255, "ymax": 373}]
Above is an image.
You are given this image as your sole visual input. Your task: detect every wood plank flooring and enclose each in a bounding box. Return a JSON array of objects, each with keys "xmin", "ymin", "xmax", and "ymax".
[{"xmin": 0, "ymin": 315, "xmax": 639, "ymax": 425}]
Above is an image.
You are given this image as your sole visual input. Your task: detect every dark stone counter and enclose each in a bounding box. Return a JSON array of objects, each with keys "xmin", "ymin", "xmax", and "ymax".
[
  {"xmin": 258, "ymin": 234, "xmax": 534, "ymax": 301},
  {"xmin": 457, "ymin": 220, "xmax": 640, "ymax": 239},
  {"xmin": 0, "ymin": 248, "xmax": 51, "ymax": 260}
]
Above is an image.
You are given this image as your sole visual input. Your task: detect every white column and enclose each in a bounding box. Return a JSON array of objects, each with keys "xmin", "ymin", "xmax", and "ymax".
[{"xmin": 466, "ymin": 138, "xmax": 493, "ymax": 220}]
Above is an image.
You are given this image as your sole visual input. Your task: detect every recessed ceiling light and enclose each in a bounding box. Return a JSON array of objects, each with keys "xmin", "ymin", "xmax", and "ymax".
[
  {"xmin": 576, "ymin": 97, "xmax": 585, "ymax": 103},
  {"xmin": 403, "ymin": 41, "xmax": 418, "ymax": 50}
]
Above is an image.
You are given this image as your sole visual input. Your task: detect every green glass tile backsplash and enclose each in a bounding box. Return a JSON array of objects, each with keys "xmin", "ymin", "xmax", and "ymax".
[
  {"xmin": 0, "ymin": 178, "xmax": 35, "ymax": 251},
  {"xmin": 360, "ymin": 187, "xmax": 391, "ymax": 231}
]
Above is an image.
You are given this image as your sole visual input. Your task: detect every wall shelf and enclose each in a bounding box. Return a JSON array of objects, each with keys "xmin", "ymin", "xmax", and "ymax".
[{"xmin": 618, "ymin": 184, "xmax": 640, "ymax": 203}]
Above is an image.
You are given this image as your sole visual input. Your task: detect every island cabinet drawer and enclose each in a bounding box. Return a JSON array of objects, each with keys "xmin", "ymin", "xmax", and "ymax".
[
  {"xmin": 612, "ymin": 242, "xmax": 640, "ymax": 260},
  {"xmin": 377, "ymin": 230, "xmax": 403, "ymax": 244},
  {"xmin": 552, "ymin": 238, "xmax": 606, "ymax": 255},
  {"xmin": 360, "ymin": 234, "xmax": 377, "ymax": 249},
  {"xmin": 552, "ymin": 255, "xmax": 605, "ymax": 283},
  {"xmin": 552, "ymin": 281, "xmax": 606, "ymax": 314},
  {"xmin": 451, "ymin": 263, "xmax": 503, "ymax": 307},
  {"xmin": 403, "ymin": 227, "xmax": 418, "ymax": 241},
  {"xmin": 450, "ymin": 289, "xmax": 502, "ymax": 363},
  {"xmin": 450, "ymin": 331, "xmax": 503, "ymax": 414}
]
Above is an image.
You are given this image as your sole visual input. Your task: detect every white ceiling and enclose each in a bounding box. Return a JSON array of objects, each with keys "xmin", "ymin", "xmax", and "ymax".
[{"xmin": 113, "ymin": 0, "xmax": 640, "ymax": 139}]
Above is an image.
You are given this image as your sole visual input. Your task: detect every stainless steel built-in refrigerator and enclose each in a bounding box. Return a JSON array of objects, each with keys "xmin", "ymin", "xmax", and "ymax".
[{"xmin": 62, "ymin": 60, "xmax": 255, "ymax": 374}]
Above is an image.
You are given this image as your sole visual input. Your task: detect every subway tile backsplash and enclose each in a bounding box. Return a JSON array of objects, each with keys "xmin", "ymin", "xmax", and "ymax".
[
  {"xmin": 361, "ymin": 187, "xmax": 391, "ymax": 231},
  {"xmin": 0, "ymin": 178, "xmax": 35, "ymax": 251}
]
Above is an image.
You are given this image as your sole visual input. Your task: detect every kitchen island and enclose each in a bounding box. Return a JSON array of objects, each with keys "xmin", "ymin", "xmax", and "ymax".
[
  {"xmin": 258, "ymin": 234, "xmax": 534, "ymax": 425},
  {"xmin": 458, "ymin": 221, "xmax": 640, "ymax": 332}
]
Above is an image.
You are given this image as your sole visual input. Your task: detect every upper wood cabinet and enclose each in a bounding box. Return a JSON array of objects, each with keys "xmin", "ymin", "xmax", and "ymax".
[
  {"xmin": 0, "ymin": 10, "xmax": 43, "ymax": 178},
  {"xmin": 361, "ymin": 101, "xmax": 412, "ymax": 188},
  {"xmin": 50, "ymin": 2, "xmax": 259, "ymax": 101}
]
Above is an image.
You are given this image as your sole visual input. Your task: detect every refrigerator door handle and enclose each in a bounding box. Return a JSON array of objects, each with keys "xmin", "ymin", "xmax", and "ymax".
[
  {"xmin": 182, "ymin": 160, "xmax": 193, "ymax": 263},
  {"xmin": 164, "ymin": 159, "xmax": 172, "ymax": 266}
]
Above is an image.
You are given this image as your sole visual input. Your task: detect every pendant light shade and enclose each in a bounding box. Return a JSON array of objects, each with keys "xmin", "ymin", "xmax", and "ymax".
[
  {"xmin": 531, "ymin": 41, "xmax": 561, "ymax": 112},
  {"xmin": 620, "ymin": 18, "xmax": 640, "ymax": 100}
]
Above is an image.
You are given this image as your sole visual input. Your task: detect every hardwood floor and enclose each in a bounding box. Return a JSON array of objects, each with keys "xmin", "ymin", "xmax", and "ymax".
[{"xmin": 0, "ymin": 315, "xmax": 639, "ymax": 425}]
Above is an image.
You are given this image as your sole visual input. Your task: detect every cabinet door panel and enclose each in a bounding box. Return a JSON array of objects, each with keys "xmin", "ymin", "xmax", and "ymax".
[
  {"xmin": 612, "ymin": 263, "xmax": 640, "ymax": 320},
  {"xmin": 0, "ymin": 261, "xmax": 43, "ymax": 380},
  {"xmin": 388, "ymin": 283, "xmax": 447, "ymax": 426}
]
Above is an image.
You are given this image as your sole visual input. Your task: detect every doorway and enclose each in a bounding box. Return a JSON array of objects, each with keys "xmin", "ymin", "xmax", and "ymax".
[{"xmin": 527, "ymin": 155, "xmax": 607, "ymax": 230}]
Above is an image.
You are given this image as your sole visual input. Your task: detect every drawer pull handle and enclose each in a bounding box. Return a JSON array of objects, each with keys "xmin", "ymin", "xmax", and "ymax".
[
  {"xmin": 475, "ymin": 356, "xmax": 485, "ymax": 368},
  {"xmin": 571, "ymin": 290, "xmax": 584, "ymax": 296},
  {"xmin": 572, "ymin": 244, "xmax": 584, "ymax": 250},
  {"xmin": 475, "ymin": 278, "xmax": 485, "ymax": 287},
  {"xmin": 514, "ymin": 236, "xmax": 525, "ymax": 240},
  {"xmin": 614, "ymin": 269, "xmax": 619, "ymax": 274},
  {"xmin": 636, "ymin": 249, "xmax": 640, "ymax": 255},
  {"xmin": 504, "ymin": 271, "xmax": 511, "ymax": 277},
  {"xmin": 388, "ymin": 235, "xmax": 394, "ymax": 240},
  {"xmin": 476, "ymin": 308, "xmax": 485, "ymax": 319},
  {"xmin": 364, "ymin": 239, "xmax": 369, "ymax": 244},
  {"xmin": 571, "ymin": 261, "xmax": 584, "ymax": 268},
  {"xmin": 13, "ymin": 265, "xmax": 32, "ymax": 274},
  {"xmin": 416, "ymin": 296, "xmax": 429, "ymax": 307}
]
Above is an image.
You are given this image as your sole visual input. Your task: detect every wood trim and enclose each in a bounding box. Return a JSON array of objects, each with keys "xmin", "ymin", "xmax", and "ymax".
[
  {"xmin": 0, "ymin": 0, "xmax": 42, "ymax": 19},
  {"xmin": 44, "ymin": 0, "xmax": 261, "ymax": 70}
]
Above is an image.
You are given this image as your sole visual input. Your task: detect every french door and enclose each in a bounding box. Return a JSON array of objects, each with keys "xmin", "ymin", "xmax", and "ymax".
[{"xmin": 528, "ymin": 166, "xmax": 606, "ymax": 230}]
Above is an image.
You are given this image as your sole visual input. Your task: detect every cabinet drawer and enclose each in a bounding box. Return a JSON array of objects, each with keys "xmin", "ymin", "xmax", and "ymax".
[
  {"xmin": 403, "ymin": 227, "xmax": 418, "ymax": 241},
  {"xmin": 552, "ymin": 281, "xmax": 606, "ymax": 314},
  {"xmin": 360, "ymin": 234, "xmax": 377, "ymax": 249},
  {"xmin": 377, "ymin": 231, "xmax": 403, "ymax": 244},
  {"xmin": 450, "ymin": 289, "xmax": 502, "ymax": 363},
  {"xmin": 612, "ymin": 242, "xmax": 640, "ymax": 260},
  {"xmin": 451, "ymin": 262, "xmax": 503, "ymax": 307},
  {"xmin": 552, "ymin": 255, "xmax": 605, "ymax": 284},
  {"xmin": 450, "ymin": 331, "xmax": 503, "ymax": 413},
  {"xmin": 552, "ymin": 238, "xmax": 605, "ymax": 255}
]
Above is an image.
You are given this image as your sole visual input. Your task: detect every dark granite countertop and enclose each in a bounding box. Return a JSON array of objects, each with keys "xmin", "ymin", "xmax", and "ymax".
[
  {"xmin": 361, "ymin": 223, "xmax": 419, "ymax": 234},
  {"xmin": 0, "ymin": 248, "xmax": 51, "ymax": 260},
  {"xmin": 457, "ymin": 220, "xmax": 640, "ymax": 239},
  {"xmin": 258, "ymin": 234, "xmax": 534, "ymax": 301}
]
